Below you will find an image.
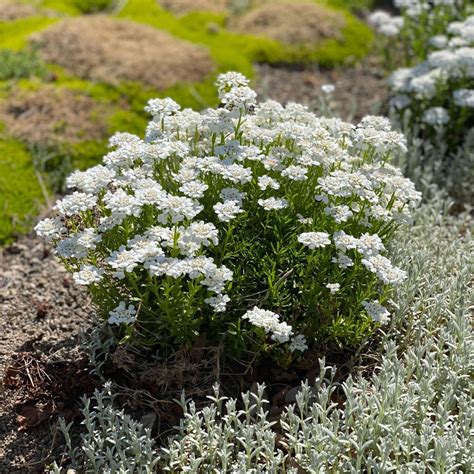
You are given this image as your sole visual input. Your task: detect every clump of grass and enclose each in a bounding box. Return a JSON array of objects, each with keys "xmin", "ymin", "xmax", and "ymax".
[{"xmin": 0, "ymin": 48, "xmax": 48, "ymax": 80}]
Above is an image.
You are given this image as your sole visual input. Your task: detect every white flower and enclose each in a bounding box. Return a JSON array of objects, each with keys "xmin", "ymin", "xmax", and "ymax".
[
  {"xmin": 325, "ymin": 205, "xmax": 353, "ymax": 223},
  {"xmin": 66, "ymin": 165, "xmax": 116, "ymax": 194},
  {"xmin": 214, "ymin": 200, "xmax": 244, "ymax": 222},
  {"xmin": 179, "ymin": 180, "xmax": 208, "ymax": 199},
  {"xmin": 216, "ymin": 72, "xmax": 250, "ymax": 93},
  {"xmin": 281, "ymin": 165, "xmax": 308, "ymax": 181},
  {"xmin": 108, "ymin": 301, "xmax": 137, "ymax": 325},
  {"xmin": 144, "ymin": 97, "xmax": 180, "ymax": 119},
  {"xmin": 200, "ymin": 265, "xmax": 233, "ymax": 294},
  {"xmin": 326, "ymin": 283, "xmax": 340, "ymax": 294},
  {"xmin": 453, "ymin": 89, "xmax": 474, "ymax": 108},
  {"xmin": 356, "ymin": 233, "xmax": 385, "ymax": 257},
  {"xmin": 242, "ymin": 307, "xmax": 293, "ymax": 343},
  {"xmin": 321, "ymin": 84, "xmax": 335, "ymax": 94},
  {"xmin": 332, "ymin": 252, "xmax": 354, "ymax": 269},
  {"xmin": 54, "ymin": 192, "xmax": 97, "ymax": 216},
  {"xmin": 205, "ymin": 294, "xmax": 230, "ymax": 313},
  {"xmin": 183, "ymin": 221, "xmax": 219, "ymax": 247},
  {"xmin": 362, "ymin": 300, "xmax": 390, "ymax": 324},
  {"xmin": 288, "ymin": 334, "xmax": 308, "ymax": 353},
  {"xmin": 76, "ymin": 228, "xmax": 102, "ymax": 250},
  {"xmin": 333, "ymin": 231, "xmax": 358, "ymax": 252},
  {"xmin": 106, "ymin": 246, "xmax": 143, "ymax": 279},
  {"xmin": 160, "ymin": 195, "xmax": 203, "ymax": 223},
  {"xmin": 258, "ymin": 197, "xmax": 288, "ymax": 211},
  {"xmin": 422, "ymin": 107, "xmax": 450, "ymax": 126},
  {"xmin": 258, "ymin": 175, "xmax": 280, "ymax": 191},
  {"xmin": 362, "ymin": 254, "xmax": 407, "ymax": 286},
  {"xmin": 73, "ymin": 265, "xmax": 104, "ymax": 285},
  {"xmin": 35, "ymin": 217, "xmax": 66, "ymax": 242},
  {"xmin": 221, "ymin": 86, "xmax": 257, "ymax": 111},
  {"xmin": 298, "ymin": 232, "xmax": 331, "ymax": 249},
  {"xmin": 103, "ymin": 189, "xmax": 142, "ymax": 217}
]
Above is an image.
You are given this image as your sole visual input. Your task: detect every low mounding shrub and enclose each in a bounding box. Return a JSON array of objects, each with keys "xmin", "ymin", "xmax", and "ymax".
[
  {"xmin": 36, "ymin": 73, "xmax": 420, "ymax": 367},
  {"xmin": 51, "ymin": 204, "xmax": 473, "ymax": 472}
]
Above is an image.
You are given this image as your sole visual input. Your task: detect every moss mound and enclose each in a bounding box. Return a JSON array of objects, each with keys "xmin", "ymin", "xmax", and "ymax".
[
  {"xmin": 159, "ymin": 0, "xmax": 228, "ymax": 15},
  {"xmin": 32, "ymin": 16, "xmax": 215, "ymax": 90},
  {"xmin": 0, "ymin": 86, "xmax": 109, "ymax": 148},
  {"xmin": 231, "ymin": 1, "xmax": 346, "ymax": 45}
]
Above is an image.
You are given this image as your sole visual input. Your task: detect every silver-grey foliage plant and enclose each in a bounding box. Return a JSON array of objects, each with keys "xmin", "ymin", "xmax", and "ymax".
[{"xmin": 51, "ymin": 202, "xmax": 473, "ymax": 472}]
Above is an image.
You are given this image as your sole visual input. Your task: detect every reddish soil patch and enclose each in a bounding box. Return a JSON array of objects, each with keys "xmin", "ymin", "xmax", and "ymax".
[{"xmin": 32, "ymin": 16, "xmax": 215, "ymax": 91}]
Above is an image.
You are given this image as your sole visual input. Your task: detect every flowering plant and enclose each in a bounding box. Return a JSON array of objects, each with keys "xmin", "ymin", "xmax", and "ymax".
[
  {"xmin": 36, "ymin": 73, "xmax": 420, "ymax": 366},
  {"xmin": 368, "ymin": 0, "xmax": 471, "ymax": 67},
  {"xmin": 387, "ymin": 14, "xmax": 474, "ymax": 164}
]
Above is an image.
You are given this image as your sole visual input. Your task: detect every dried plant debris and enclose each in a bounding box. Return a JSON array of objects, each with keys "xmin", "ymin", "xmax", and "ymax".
[
  {"xmin": 0, "ymin": 86, "xmax": 109, "ymax": 148},
  {"xmin": 231, "ymin": 1, "xmax": 346, "ymax": 45},
  {"xmin": 0, "ymin": 0, "xmax": 41, "ymax": 21},
  {"xmin": 32, "ymin": 16, "xmax": 215, "ymax": 90},
  {"xmin": 158, "ymin": 0, "xmax": 229, "ymax": 15},
  {"xmin": 4, "ymin": 351, "xmax": 99, "ymax": 430}
]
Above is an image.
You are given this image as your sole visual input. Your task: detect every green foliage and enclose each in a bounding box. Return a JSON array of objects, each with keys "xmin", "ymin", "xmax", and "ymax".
[
  {"xmin": 0, "ymin": 16, "xmax": 57, "ymax": 50},
  {"xmin": 72, "ymin": 0, "xmax": 118, "ymax": 14},
  {"xmin": 0, "ymin": 135, "xmax": 48, "ymax": 243},
  {"xmin": 326, "ymin": 0, "xmax": 375, "ymax": 11},
  {"xmin": 0, "ymin": 48, "xmax": 47, "ymax": 80}
]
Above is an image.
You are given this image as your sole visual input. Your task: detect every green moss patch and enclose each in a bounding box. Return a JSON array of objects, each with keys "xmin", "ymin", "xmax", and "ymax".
[
  {"xmin": 0, "ymin": 135, "xmax": 48, "ymax": 243},
  {"xmin": 0, "ymin": 16, "xmax": 57, "ymax": 50}
]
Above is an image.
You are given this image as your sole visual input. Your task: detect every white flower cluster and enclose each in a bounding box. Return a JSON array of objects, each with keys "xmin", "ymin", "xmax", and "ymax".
[
  {"xmin": 368, "ymin": 10, "xmax": 404, "ymax": 37},
  {"xmin": 36, "ymin": 72, "xmax": 420, "ymax": 353},
  {"xmin": 388, "ymin": 15, "xmax": 474, "ymax": 122},
  {"xmin": 394, "ymin": 0, "xmax": 459, "ymax": 20},
  {"xmin": 242, "ymin": 307, "xmax": 293, "ymax": 343}
]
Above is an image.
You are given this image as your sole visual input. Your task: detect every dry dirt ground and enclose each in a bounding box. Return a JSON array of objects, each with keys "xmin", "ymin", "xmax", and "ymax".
[
  {"xmin": 255, "ymin": 59, "xmax": 389, "ymax": 122},
  {"xmin": 0, "ymin": 235, "xmax": 91, "ymax": 472}
]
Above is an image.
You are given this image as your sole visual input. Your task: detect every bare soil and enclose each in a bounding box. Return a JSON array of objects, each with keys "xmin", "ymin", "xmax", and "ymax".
[
  {"xmin": 0, "ymin": 235, "xmax": 92, "ymax": 472},
  {"xmin": 32, "ymin": 16, "xmax": 215, "ymax": 91},
  {"xmin": 254, "ymin": 58, "xmax": 389, "ymax": 122}
]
